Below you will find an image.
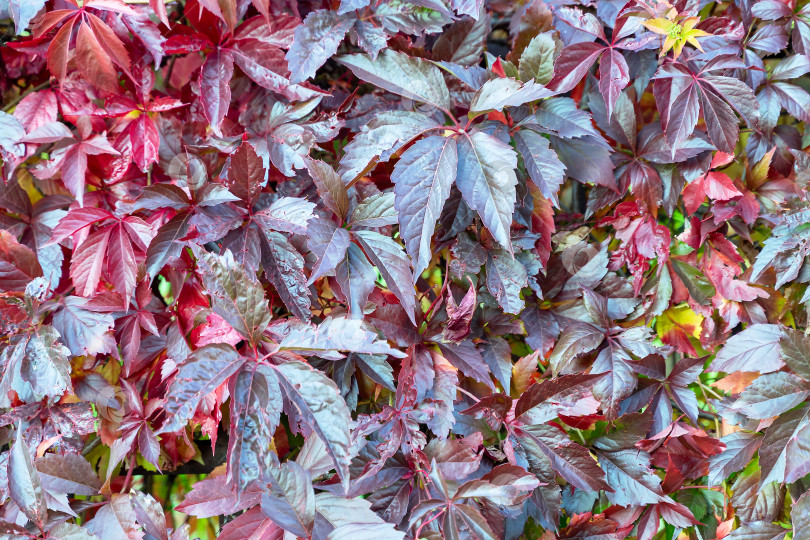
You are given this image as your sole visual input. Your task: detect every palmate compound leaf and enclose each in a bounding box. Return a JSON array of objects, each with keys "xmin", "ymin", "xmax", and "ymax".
[
  {"xmin": 409, "ymin": 462, "xmax": 536, "ymax": 539},
  {"xmin": 654, "ymin": 58, "xmax": 760, "ymax": 153},
  {"xmin": 455, "ymin": 130, "xmax": 519, "ymax": 254},
  {"xmin": 193, "ymin": 247, "xmax": 272, "ymax": 346},
  {"xmin": 6, "ymin": 0, "xmax": 810, "ymax": 537},
  {"xmin": 391, "ymin": 135, "xmax": 458, "ymax": 280}
]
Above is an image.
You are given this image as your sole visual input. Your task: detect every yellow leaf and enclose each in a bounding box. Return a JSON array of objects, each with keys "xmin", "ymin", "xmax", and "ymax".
[
  {"xmin": 673, "ymin": 38, "xmax": 686, "ymax": 59},
  {"xmin": 662, "ymin": 35, "xmax": 677, "ymax": 57},
  {"xmin": 642, "ymin": 18, "xmax": 674, "ymax": 34},
  {"xmin": 657, "ymin": 304, "xmax": 703, "ymax": 341},
  {"xmin": 16, "ymin": 168, "xmax": 42, "ymax": 205},
  {"xmin": 682, "ymin": 17, "xmax": 701, "ymax": 32}
]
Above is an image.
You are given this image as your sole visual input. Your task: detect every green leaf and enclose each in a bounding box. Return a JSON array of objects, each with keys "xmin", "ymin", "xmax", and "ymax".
[
  {"xmin": 518, "ymin": 31, "xmax": 559, "ymax": 84},
  {"xmin": 670, "ymin": 258, "xmax": 716, "ymax": 306}
]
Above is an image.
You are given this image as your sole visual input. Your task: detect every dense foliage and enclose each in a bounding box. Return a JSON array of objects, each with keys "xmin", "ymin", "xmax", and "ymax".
[{"xmin": 0, "ymin": 0, "xmax": 809, "ymax": 538}]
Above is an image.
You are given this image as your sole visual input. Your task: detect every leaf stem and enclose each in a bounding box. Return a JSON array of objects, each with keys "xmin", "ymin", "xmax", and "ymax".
[
  {"xmin": 456, "ymin": 386, "xmax": 480, "ymax": 403},
  {"xmin": 415, "ymin": 508, "xmax": 445, "ymax": 539}
]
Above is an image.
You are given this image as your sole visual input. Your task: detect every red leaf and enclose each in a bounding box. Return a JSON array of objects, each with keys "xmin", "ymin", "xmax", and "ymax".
[
  {"xmin": 149, "ymin": 0, "xmax": 170, "ymax": 27},
  {"xmin": 199, "ymin": 48, "xmax": 234, "ymax": 136},
  {"xmin": 0, "ymin": 230, "xmax": 43, "ymax": 292},
  {"xmin": 548, "ymin": 41, "xmax": 604, "ymax": 94},
  {"xmin": 128, "ymin": 113, "xmax": 160, "ymax": 171},
  {"xmin": 85, "ymin": 12, "xmax": 132, "ymax": 75},
  {"xmin": 107, "ymin": 224, "xmax": 138, "ymax": 307},
  {"xmin": 46, "ymin": 18, "xmax": 76, "ymax": 83},
  {"xmin": 13, "ymin": 89, "xmax": 58, "ymax": 132},
  {"xmin": 70, "ymin": 227, "xmax": 112, "ymax": 297},
  {"xmin": 599, "ymin": 48, "xmax": 629, "ymax": 119},
  {"xmin": 75, "ymin": 20, "xmax": 120, "ymax": 92}
]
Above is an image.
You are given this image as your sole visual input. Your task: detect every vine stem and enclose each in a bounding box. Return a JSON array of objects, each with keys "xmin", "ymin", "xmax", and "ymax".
[
  {"xmin": 122, "ymin": 454, "xmax": 137, "ymax": 493},
  {"xmin": 696, "ymin": 380, "xmax": 722, "ymax": 435},
  {"xmin": 2, "ymin": 81, "xmax": 50, "ymax": 113},
  {"xmin": 422, "ymin": 257, "xmax": 451, "ymax": 323}
]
